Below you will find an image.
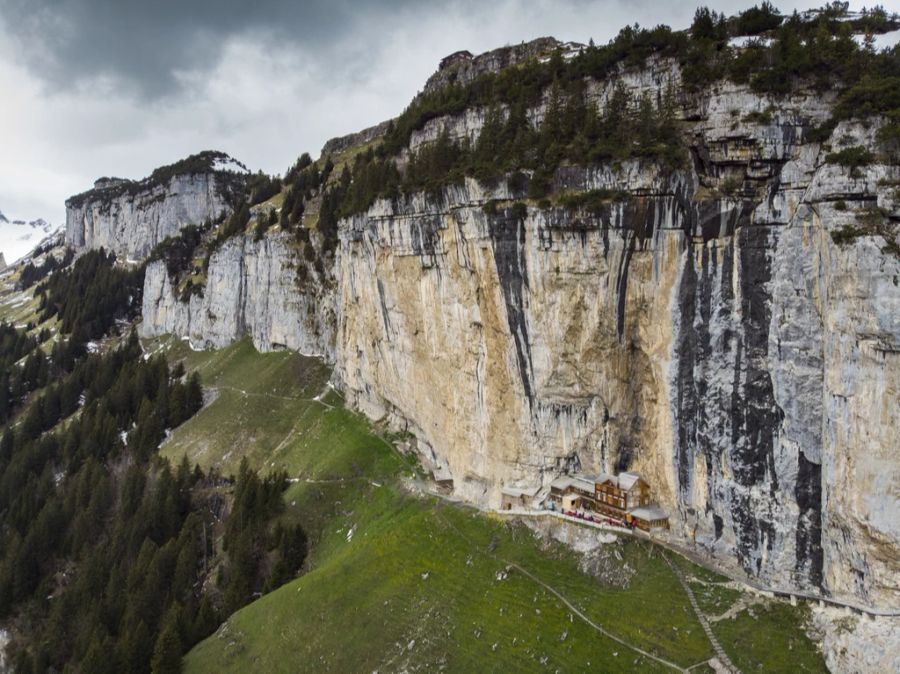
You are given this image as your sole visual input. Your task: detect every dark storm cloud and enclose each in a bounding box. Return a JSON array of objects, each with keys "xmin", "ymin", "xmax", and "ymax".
[{"xmin": 0, "ymin": 0, "xmax": 421, "ymax": 97}]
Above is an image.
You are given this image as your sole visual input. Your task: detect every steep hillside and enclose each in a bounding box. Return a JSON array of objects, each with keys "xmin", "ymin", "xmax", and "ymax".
[
  {"xmin": 139, "ymin": 337, "xmax": 826, "ymax": 673},
  {"xmin": 0, "ymin": 254, "xmax": 328, "ymax": 673}
]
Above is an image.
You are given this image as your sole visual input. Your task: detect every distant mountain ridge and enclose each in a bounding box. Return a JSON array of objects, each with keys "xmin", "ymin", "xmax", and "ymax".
[{"xmin": 0, "ymin": 209, "xmax": 59, "ymax": 265}]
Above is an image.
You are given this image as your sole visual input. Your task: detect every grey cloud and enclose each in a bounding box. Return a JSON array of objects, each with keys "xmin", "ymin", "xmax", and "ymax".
[
  {"xmin": 0, "ymin": 0, "xmax": 421, "ymax": 97},
  {"xmin": 1, "ymin": 0, "xmax": 850, "ymax": 99}
]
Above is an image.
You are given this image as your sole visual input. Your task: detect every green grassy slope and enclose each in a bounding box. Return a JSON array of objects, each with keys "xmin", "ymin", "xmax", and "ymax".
[
  {"xmin": 188, "ymin": 491, "xmax": 684, "ymax": 673},
  {"xmin": 0, "ymin": 271, "xmax": 42, "ymax": 328},
  {"xmin": 151, "ymin": 337, "xmax": 825, "ymax": 673},
  {"xmin": 151, "ymin": 336, "xmax": 395, "ymax": 480}
]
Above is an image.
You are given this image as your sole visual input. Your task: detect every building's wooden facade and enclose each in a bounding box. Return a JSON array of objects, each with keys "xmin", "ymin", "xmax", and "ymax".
[{"xmin": 549, "ymin": 471, "xmax": 668, "ymax": 530}]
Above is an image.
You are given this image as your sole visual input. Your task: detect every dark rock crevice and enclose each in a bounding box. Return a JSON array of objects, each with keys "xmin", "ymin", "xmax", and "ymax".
[
  {"xmin": 796, "ymin": 450, "xmax": 824, "ymax": 589},
  {"xmin": 489, "ymin": 208, "xmax": 534, "ymax": 403}
]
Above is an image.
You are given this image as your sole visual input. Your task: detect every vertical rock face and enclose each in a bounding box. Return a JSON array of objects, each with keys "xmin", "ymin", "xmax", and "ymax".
[
  {"xmin": 139, "ymin": 232, "xmax": 335, "ymax": 358},
  {"xmin": 76, "ymin": 58, "xmax": 898, "ymax": 610},
  {"xmin": 769, "ymin": 182, "xmax": 900, "ymax": 606},
  {"xmin": 65, "ymin": 154, "xmax": 246, "ymax": 261},
  {"xmin": 333, "ymin": 82, "xmax": 900, "ymax": 608}
]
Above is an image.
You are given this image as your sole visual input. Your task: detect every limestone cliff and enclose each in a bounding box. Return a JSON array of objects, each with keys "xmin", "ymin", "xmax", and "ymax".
[
  {"xmin": 140, "ymin": 231, "xmax": 334, "ymax": 358},
  {"xmin": 333, "ymin": 73, "xmax": 899, "ymax": 611},
  {"xmin": 65, "ymin": 151, "xmax": 247, "ymax": 261},
  {"xmin": 80, "ymin": 42, "xmax": 899, "ymax": 613}
]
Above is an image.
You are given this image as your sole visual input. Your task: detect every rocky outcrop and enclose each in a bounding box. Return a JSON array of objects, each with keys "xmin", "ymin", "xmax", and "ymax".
[
  {"xmin": 139, "ymin": 232, "xmax": 334, "ymax": 358},
  {"xmin": 406, "ymin": 55, "xmax": 679, "ymax": 158},
  {"xmin": 422, "ymin": 37, "xmax": 578, "ymax": 95},
  {"xmin": 65, "ymin": 152, "xmax": 246, "ymax": 261},
  {"xmin": 333, "ymin": 74, "xmax": 900, "ymax": 611},
  {"xmin": 811, "ymin": 605, "xmax": 900, "ymax": 673},
  {"xmin": 321, "ymin": 120, "xmax": 393, "ymax": 157}
]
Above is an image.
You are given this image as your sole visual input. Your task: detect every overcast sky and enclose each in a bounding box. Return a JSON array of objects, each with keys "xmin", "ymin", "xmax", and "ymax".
[{"xmin": 0, "ymin": 0, "xmax": 898, "ymax": 228}]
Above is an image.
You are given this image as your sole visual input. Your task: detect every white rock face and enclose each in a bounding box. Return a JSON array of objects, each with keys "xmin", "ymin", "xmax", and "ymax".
[
  {"xmin": 810, "ymin": 606, "xmax": 900, "ymax": 673},
  {"xmin": 333, "ymin": 83, "xmax": 900, "ymax": 612},
  {"xmin": 140, "ymin": 232, "xmax": 334, "ymax": 358},
  {"xmin": 66, "ymin": 173, "xmax": 233, "ymax": 261}
]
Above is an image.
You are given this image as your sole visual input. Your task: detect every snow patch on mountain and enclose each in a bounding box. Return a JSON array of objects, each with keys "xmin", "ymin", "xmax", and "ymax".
[{"xmin": 0, "ymin": 210, "xmax": 60, "ymax": 264}]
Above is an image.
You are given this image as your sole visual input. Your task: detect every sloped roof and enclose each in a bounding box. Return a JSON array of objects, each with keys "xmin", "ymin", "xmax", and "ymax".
[
  {"xmin": 551, "ymin": 474, "xmax": 595, "ymax": 491},
  {"xmin": 501, "ymin": 485, "xmax": 540, "ymax": 498},
  {"xmin": 572, "ymin": 475, "xmax": 597, "ymax": 492},
  {"xmin": 618, "ymin": 472, "xmax": 642, "ymax": 491},
  {"xmin": 597, "ymin": 471, "xmax": 644, "ymax": 491},
  {"xmin": 553, "ymin": 472, "xmax": 647, "ymax": 494},
  {"xmin": 628, "ymin": 505, "xmax": 668, "ymax": 521},
  {"xmin": 550, "ymin": 476, "xmax": 574, "ymax": 490}
]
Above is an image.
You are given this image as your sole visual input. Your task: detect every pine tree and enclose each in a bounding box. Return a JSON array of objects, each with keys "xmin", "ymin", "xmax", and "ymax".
[
  {"xmin": 156, "ymin": 376, "xmax": 171, "ymax": 427},
  {"xmin": 83, "ymin": 635, "xmax": 118, "ymax": 674},
  {"xmin": 280, "ymin": 188, "xmax": 295, "ymax": 227},
  {"xmin": 151, "ymin": 607, "xmax": 183, "ymax": 674},
  {"xmin": 636, "ymin": 92, "xmax": 657, "ymax": 155},
  {"xmin": 154, "ymin": 465, "xmax": 181, "ymax": 542},
  {"xmin": 172, "ymin": 535, "xmax": 197, "ymax": 600},
  {"xmin": 186, "ymin": 373, "xmax": 203, "ymax": 418},
  {"xmin": 176, "ymin": 455, "xmax": 193, "ymax": 492},
  {"xmin": 191, "ymin": 594, "xmax": 219, "ymax": 645},
  {"xmin": 121, "ymin": 620, "xmax": 153, "ymax": 674},
  {"xmin": 539, "ymin": 82, "xmax": 565, "ymax": 165},
  {"xmin": 290, "ymin": 194, "xmax": 305, "ymax": 224},
  {"xmin": 169, "ymin": 382, "xmax": 186, "ymax": 428},
  {"xmin": 122, "ymin": 463, "xmax": 146, "ymax": 518},
  {"xmin": 224, "ymin": 528, "xmax": 256, "ymax": 615}
]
